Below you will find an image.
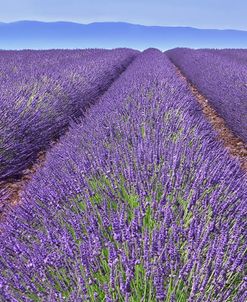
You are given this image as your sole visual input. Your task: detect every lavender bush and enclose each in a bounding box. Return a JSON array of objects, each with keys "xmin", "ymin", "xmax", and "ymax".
[
  {"xmin": 0, "ymin": 48, "xmax": 138, "ymax": 180},
  {"xmin": 166, "ymin": 48, "xmax": 247, "ymax": 144},
  {"xmin": 0, "ymin": 49, "xmax": 246, "ymax": 301}
]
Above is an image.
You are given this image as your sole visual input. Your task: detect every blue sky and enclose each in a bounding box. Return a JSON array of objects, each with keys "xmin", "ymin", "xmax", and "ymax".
[{"xmin": 1, "ymin": 0, "xmax": 246, "ymax": 30}]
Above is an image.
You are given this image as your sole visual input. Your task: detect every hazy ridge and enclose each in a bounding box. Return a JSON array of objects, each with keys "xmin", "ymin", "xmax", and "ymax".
[{"xmin": 0, "ymin": 21, "xmax": 247, "ymax": 49}]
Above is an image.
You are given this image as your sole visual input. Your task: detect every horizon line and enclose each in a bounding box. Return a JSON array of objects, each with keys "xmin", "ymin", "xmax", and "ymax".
[{"xmin": 0, "ymin": 20, "xmax": 246, "ymax": 32}]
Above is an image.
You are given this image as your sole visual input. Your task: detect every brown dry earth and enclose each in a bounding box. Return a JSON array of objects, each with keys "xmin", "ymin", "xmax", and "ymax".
[
  {"xmin": 0, "ymin": 144, "xmax": 54, "ymax": 220},
  {"xmin": 0, "ymin": 68, "xmax": 246, "ymax": 220}
]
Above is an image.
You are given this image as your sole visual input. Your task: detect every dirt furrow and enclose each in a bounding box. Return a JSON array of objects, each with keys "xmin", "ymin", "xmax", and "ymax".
[{"xmin": 0, "ymin": 148, "xmax": 49, "ymax": 220}]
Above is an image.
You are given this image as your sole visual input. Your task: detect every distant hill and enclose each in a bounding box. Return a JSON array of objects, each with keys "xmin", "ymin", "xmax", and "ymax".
[{"xmin": 0, "ymin": 21, "xmax": 247, "ymax": 50}]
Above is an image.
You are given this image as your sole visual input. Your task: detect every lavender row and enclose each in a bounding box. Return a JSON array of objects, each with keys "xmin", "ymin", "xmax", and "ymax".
[
  {"xmin": 0, "ymin": 49, "xmax": 246, "ymax": 301},
  {"xmin": 201, "ymin": 48, "xmax": 247, "ymax": 64},
  {"xmin": 0, "ymin": 48, "xmax": 138, "ymax": 180},
  {"xmin": 166, "ymin": 48, "xmax": 247, "ymax": 144}
]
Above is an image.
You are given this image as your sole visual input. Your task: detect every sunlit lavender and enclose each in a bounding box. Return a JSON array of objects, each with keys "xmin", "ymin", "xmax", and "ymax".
[
  {"xmin": 0, "ymin": 48, "xmax": 138, "ymax": 180},
  {"xmin": 0, "ymin": 49, "xmax": 246, "ymax": 301},
  {"xmin": 167, "ymin": 48, "xmax": 247, "ymax": 144}
]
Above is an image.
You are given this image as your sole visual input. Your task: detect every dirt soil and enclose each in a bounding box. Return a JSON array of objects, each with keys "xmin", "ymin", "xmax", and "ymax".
[{"xmin": 0, "ymin": 148, "xmax": 49, "ymax": 221}]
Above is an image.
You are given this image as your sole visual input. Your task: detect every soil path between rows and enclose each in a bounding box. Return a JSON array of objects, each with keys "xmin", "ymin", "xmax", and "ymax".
[
  {"xmin": 174, "ymin": 64, "xmax": 247, "ymax": 172},
  {"xmin": 0, "ymin": 148, "xmax": 50, "ymax": 221}
]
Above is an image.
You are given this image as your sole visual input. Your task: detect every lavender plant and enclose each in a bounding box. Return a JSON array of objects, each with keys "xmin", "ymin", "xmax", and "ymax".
[
  {"xmin": 0, "ymin": 49, "xmax": 246, "ymax": 301},
  {"xmin": 0, "ymin": 48, "xmax": 138, "ymax": 180},
  {"xmin": 166, "ymin": 47, "xmax": 247, "ymax": 144}
]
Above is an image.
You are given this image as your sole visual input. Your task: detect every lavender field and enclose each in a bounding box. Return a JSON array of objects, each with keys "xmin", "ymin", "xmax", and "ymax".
[
  {"xmin": 167, "ymin": 48, "xmax": 247, "ymax": 143},
  {"xmin": 0, "ymin": 49, "xmax": 138, "ymax": 180},
  {"xmin": 0, "ymin": 48, "xmax": 246, "ymax": 302}
]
